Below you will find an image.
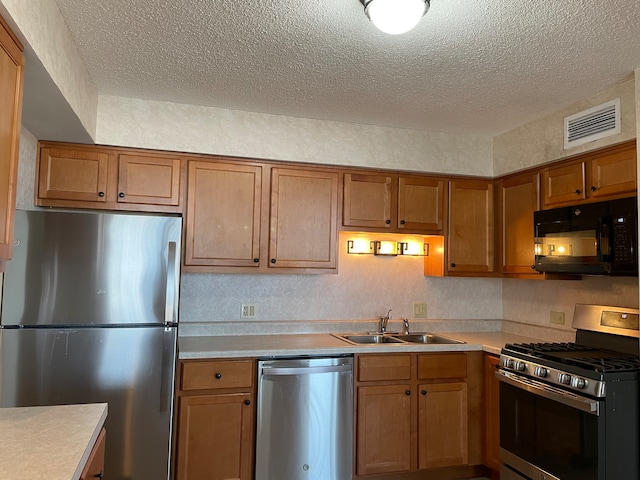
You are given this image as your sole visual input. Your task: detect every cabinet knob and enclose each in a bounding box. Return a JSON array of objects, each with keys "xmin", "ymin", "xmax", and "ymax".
[
  {"xmin": 400, "ymin": 220, "xmax": 405, "ymax": 225},
  {"xmin": 531, "ymin": 265, "xmax": 536, "ymax": 270},
  {"xmin": 575, "ymin": 189, "xmax": 581, "ymax": 195},
  {"xmin": 93, "ymin": 472, "xmax": 104, "ymax": 479},
  {"xmin": 253, "ymin": 258, "xmax": 259, "ymax": 263},
  {"xmin": 244, "ymin": 399, "xmax": 251, "ymax": 405},
  {"xmin": 385, "ymin": 219, "xmax": 391, "ymax": 225},
  {"xmin": 270, "ymin": 258, "xmax": 276, "ymax": 264},
  {"xmin": 590, "ymin": 185, "xmax": 597, "ymax": 192},
  {"xmin": 118, "ymin": 192, "xmax": 125, "ymax": 198},
  {"xmin": 405, "ymin": 390, "xmax": 411, "ymax": 396},
  {"xmin": 215, "ymin": 373, "xmax": 222, "ymax": 379},
  {"xmin": 450, "ymin": 263, "xmax": 456, "ymax": 268},
  {"xmin": 421, "ymin": 390, "xmax": 427, "ymax": 395},
  {"xmin": 98, "ymin": 192, "xmax": 105, "ymax": 197}
]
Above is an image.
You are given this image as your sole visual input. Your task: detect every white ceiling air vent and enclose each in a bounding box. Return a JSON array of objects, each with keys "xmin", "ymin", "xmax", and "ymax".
[{"xmin": 564, "ymin": 98, "xmax": 620, "ymax": 150}]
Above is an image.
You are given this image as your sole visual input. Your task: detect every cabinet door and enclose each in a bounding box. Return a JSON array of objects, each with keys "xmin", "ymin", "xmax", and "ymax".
[
  {"xmin": 497, "ymin": 173, "xmax": 541, "ymax": 275},
  {"xmin": 356, "ymin": 384, "xmax": 413, "ymax": 475},
  {"xmin": 343, "ymin": 173, "xmax": 393, "ymax": 229},
  {"xmin": 541, "ymin": 162, "xmax": 586, "ymax": 208},
  {"xmin": 588, "ymin": 146, "xmax": 637, "ymax": 199},
  {"xmin": 0, "ymin": 17, "xmax": 23, "ymax": 263},
  {"xmin": 176, "ymin": 393, "xmax": 254, "ymax": 480},
  {"xmin": 448, "ymin": 180, "xmax": 494, "ymax": 274},
  {"xmin": 269, "ymin": 168, "xmax": 338, "ymax": 269},
  {"xmin": 398, "ymin": 176, "xmax": 444, "ymax": 231},
  {"xmin": 117, "ymin": 154, "xmax": 181, "ymax": 206},
  {"xmin": 418, "ymin": 382, "xmax": 468, "ymax": 469},
  {"xmin": 484, "ymin": 354, "xmax": 501, "ymax": 473},
  {"xmin": 79, "ymin": 427, "xmax": 106, "ymax": 480},
  {"xmin": 38, "ymin": 147, "xmax": 110, "ymax": 203},
  {"xmin": 185, "ymin": 161, "xmax": 262, "ymax": 267}
]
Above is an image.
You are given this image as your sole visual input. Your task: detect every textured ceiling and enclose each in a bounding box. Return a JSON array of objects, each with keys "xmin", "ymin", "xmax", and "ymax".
[{"xmin": 52, "ymin": 0, "xmax": 640, "ymax": 135}]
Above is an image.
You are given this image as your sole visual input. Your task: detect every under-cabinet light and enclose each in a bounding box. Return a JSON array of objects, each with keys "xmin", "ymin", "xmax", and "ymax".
[
  {"xmin": 347, "ymin": 239, "xmax": 373, "ymax": 255},
  {"xmin": 399, "ymin": 241, "xmax": 429, "ymax": 256},
  {"xmin": 372, "ymin": 240, "xmax": 399, "ymax": 256}
]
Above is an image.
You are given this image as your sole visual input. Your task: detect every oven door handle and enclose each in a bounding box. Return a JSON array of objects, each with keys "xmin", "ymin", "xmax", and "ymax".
[{"xmin": 495, "ymin": 370, "xmax": 600, "ymax": 416}]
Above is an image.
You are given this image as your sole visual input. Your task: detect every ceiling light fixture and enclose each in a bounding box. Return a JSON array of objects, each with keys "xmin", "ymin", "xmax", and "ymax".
[{"xmin": 361, "ymin": 0, "xmax": 430, "ymax": 35}]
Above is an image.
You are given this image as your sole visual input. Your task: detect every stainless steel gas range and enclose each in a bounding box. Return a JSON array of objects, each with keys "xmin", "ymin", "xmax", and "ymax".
[{"xmin": 497, "ymin": 304, "xmax": 640, "ymax": 480}]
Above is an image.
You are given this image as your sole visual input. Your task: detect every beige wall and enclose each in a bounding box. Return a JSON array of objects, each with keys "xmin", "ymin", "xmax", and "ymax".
[
  {"xmin": 493, "ymin": 78, "xmax": 636, "ymax": 176},
  {"xmin": 96, "ymin": 95, "xmax": 494, "ymax": 176}
]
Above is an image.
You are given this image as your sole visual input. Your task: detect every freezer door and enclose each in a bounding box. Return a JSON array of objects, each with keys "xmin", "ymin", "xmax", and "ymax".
[
  {"xmin": 0, "ymin": 326, "xmax": 177, "ymax": 480},
  {"xmin": 1, "ymin": 209, "xmax": 181, "ymax": 326}
]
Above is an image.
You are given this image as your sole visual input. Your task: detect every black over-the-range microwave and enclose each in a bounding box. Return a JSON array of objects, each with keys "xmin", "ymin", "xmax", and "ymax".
[{"xmin": 534, "ymin": 196, "xmax": 638, "ymax": 276}]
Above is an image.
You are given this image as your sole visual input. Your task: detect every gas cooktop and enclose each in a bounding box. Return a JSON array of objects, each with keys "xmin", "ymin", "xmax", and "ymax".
[{"xmin": 503, "ymin": 342, "xmax": 640, "ymax": 373}]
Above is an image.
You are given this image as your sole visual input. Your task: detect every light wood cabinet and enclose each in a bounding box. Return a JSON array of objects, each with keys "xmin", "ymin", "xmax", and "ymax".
[
  {"xmin": 269, "ymin": 168, "xmax": 339, "ymax": 269},
  {"xmin": 355, "ymin": 353, "xmax": 472, "ymax": 477},
  {"xmin": 496, "ymin": 172, "xmax": 542, "ymax": 276},
  {"xmin": 541, "ymin": 140, "xmax": 636, "ymax": 208},
  {"xmin": 447, "ymin": 179, "xmax": 494, "ymax": 275},
  {"xmin": 0, "ymin": 15, "xmax": 24, "ymax": 267},
  {"xmin": 184, "ymin": 161, "xmax": 262, "ymax": 268},
  {"xmin": 175, "ymin": 359, "xmax": 255, "ymax": 480},
  {"xmin": 343, "ymin": 172, "xmax": 444, "ymax": 233},
  {"xmin": 484, "ymin": 353, "xmax": 501, "ymax": 474},
  {"xmin": 36, "ymin": 143, "xmax": 183, "ymax": 213},
  {"xmin": 184, "ymin": 163, "xmax": 339, "ymax": 273},
  {"xmin": 79, "ymin": 427, "xmax": 106, "ymax": 480}
]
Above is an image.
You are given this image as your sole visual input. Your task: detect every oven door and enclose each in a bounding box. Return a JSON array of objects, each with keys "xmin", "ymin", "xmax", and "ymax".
[{"xmin": 497, "ymin": 370, "xmax": 603, "ymax": 480}]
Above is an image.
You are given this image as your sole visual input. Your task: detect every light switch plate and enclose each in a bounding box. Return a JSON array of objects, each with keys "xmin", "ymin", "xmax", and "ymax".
[
  {"xmin": 550, "ymin": 311, "xmax": 565, "ymax": 325},
  {"xmin": 241, "ymin": 303, "xmax": 256, "ymax": 319}
]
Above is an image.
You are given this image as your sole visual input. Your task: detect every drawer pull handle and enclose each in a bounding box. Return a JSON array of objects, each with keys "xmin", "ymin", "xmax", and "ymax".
[
  {"xmin": 405, "ymin": 390, "xmax": 411, "ymax": 396},
  {"xmin": 244, "ymin": 399, "xmax": 251, "ymax": 405},
  {"xmin": 421, "ymin": 390, "xmax": 427, "ymax": 395},
  {"xmin": 253, "ymin": 258, "xmax": 259, "ymax": 263},
  {"xmin": 215, "ymin": 373, "xmax": 222, "ymax": 379},
  {"xmin": 118, "ymin": 192, "xmax": 125, "ymax": 198},
  {"xmin": 93, "ymin": 471, "xmax": 104, "ymax": 479},
  {"xmin": 98, "ymin": 192, "xmax": 105, "ymax": 197},
  {"xmin": 385, "ymin": 219, "xmax": 391, "ymax": 224},
  {"xmin": 575, "ymin": 189, "xmax": 581, "ymax": 195}
]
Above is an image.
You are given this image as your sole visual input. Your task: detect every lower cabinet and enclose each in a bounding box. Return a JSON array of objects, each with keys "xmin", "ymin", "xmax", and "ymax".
[
  {"xmin": 355, "ymin": 353, "xmax": 476, "ymax": 477},
  {"xmin": 79, "ymin": 427, "xmax": 106, "ymax": 480},
  {"xmin": 484, "ymin": 353, "xmax": 501, "ymax": 474},
  {"xmin": 174, "ymin": 359, "xmax": 256, "ymax": 480}
]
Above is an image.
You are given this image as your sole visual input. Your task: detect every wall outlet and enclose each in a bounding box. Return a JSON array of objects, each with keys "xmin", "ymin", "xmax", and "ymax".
[
  {"xmin": 550, "ymin": 311, "xmax": 565, "ymax": 325},
  {"xmin": 241, "ymin": 303, "xmax": 256, "ymax": 319},
  {"xmin": 412, "ymin": 302, "xmax": 427, "ymax": 319}
]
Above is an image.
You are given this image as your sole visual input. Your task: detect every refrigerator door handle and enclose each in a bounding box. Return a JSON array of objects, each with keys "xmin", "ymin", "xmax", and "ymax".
[
  {"xmin": 159, "ymin": 328, "xmax": 176, "ymax": 413},
  {"xmin": 164, "ymin": 241, "xmax": 178, "ymax": 327}
]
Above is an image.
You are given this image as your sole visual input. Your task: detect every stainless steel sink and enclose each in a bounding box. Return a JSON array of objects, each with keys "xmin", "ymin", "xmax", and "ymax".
[
  {"xmin": 390, "ymin": 333, "xmax": 465, "ymax": 344},
  {"xmin": 337, "ymin": 334, "xmax": 405, "ymax": 345},
  {"xmin": 333, "ymin": 332, "xmax": 465, "ymax": 346}
]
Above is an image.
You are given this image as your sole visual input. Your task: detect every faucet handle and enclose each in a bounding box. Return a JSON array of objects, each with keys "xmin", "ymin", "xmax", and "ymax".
[{"xmin": 402, "ymin": 318, "xmax": 410, "ymax": 334}]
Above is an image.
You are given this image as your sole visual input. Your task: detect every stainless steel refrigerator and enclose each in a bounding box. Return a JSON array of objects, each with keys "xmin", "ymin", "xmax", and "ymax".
[{"xmin": 0, "ymin": 209, "xmax": 181, "ymax": 480}]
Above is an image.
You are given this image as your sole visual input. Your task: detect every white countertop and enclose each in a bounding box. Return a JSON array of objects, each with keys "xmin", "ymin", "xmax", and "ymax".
[
  {"xmin": 178, "ymin": 331, "xmax": 544, "ymax": 359},
  {"xmin": 0, "ymin": 403, "xmax": 108, "ymax": 480}
]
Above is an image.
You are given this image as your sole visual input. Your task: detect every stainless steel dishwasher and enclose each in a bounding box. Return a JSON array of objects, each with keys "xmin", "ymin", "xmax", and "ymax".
[{"xmin": 255, "ymin": 356, "xmax": 353, "ymax": 480}]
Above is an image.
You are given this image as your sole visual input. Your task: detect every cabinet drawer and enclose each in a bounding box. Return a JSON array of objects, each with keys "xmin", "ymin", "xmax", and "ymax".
[
  {"xmin": 180, "ymin": 360, "xmax": 254, "ymax": 391},
  {"xmin": 418, "ymin": 353, "xmax": 467, "ymax": 380},
  {"xmin": 357, "ymin": 354, "xmax": 411, "ymax": 382}
]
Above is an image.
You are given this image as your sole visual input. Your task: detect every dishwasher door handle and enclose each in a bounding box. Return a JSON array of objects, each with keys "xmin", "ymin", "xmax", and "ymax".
[{"xmin": 261, "ymin": 364, "xmax": 352, "ymax": 376}]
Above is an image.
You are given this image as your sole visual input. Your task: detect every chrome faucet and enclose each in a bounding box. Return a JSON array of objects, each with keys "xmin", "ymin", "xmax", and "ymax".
[
  {"xmin": 402, "ymin": 318, "xmax": 410, "ymax": 334},
  {"xmin": 379, "ymin": 309, "xmax": 392, "ymax": 334}
]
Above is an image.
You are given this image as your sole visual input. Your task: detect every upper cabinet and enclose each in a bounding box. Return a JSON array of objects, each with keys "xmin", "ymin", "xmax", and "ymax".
[
  {"xmin": 446, "ymin": 179, "xmax": 494, "ymax": 275},
  {"xmin": 343, "ymin": 173, "xmax": 444, "ymax": 233},
  {"xmin": 0, "ymin": 15, "xmax": 24, "ymax": 267},
  {"xmin": 184, "ymin": 161, "xmax": 339, "ymax": 273},
  {"xmin": 541, "ymin": 140, "xmax": 636, "ymax": 208},
  {"xmin": 495, "ymin": 172, "xmax": 542, "ymax": 276},
  {"xmin": 36, "ymin": 143, "xmax": 184, "ymax": 213}
]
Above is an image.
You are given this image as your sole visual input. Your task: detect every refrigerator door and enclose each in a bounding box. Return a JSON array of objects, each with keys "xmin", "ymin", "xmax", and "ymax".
[
  {"xmin": 1, "ymin": 209, "xmax": 181, "ymax": 327},
  {"xmin": 0, "ymin": 325, "xmax": 177, "ymax": 480}
]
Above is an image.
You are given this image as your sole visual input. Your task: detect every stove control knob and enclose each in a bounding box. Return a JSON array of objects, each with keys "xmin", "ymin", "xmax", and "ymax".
[
  {"xmin": 534, "ymin": 366, "xmax": 548, "ymax": 378},
  {"xmin": 514, "ymin": 361, "xmax": 526, "ymax": 372},
  {"xmin": 558, "ymin": 373, "xmax": 572, "ymax": 385},
  {"xmin": 504, "ymin": 358, "xmax": 515, "ymax": 369},
  {"xmin": 571, "ymin": 377, "xmax": 587, "ymax": 389}
]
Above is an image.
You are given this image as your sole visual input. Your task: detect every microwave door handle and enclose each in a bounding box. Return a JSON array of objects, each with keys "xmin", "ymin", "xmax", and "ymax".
[
  {"xmin": 597, "ymin": 217, "xmax": 612, "ymax": 262},
  {"xmin": 495, "ymin": 370, "xmax": 600, "ymax": 416}
]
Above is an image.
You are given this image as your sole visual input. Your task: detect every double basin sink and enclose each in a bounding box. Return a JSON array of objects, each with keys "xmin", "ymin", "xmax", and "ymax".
[{"xmin": 333, "ymin": 332, "xmax": 465, "ymax": 346}]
